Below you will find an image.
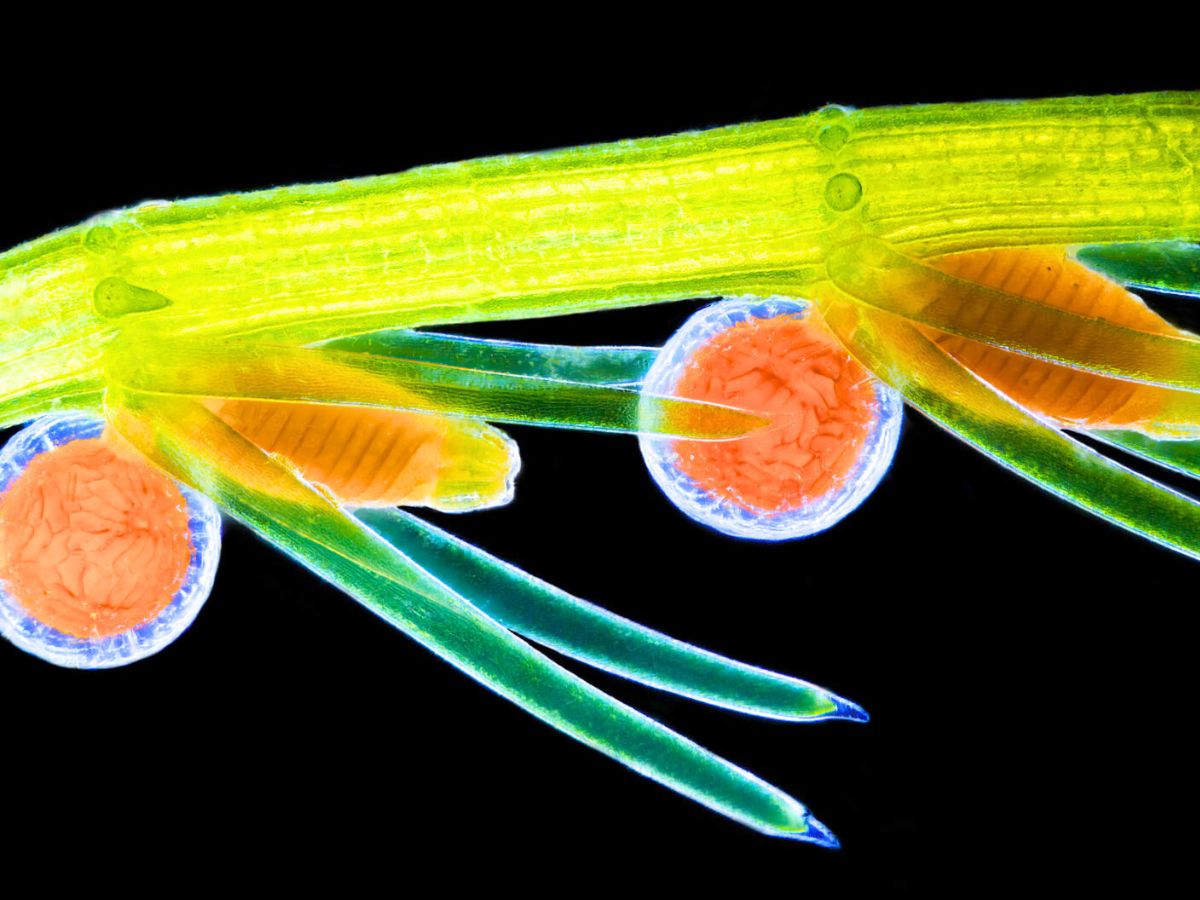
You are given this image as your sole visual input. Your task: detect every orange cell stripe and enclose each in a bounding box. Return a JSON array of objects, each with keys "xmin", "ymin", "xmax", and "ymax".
[
  {"xmin": 215, "ymin": 400, "xmax": 516, "ymax": 511},
  {"xmin": 216, "ymin": 400, "xmax": 445, "ymax": 506},
  {"xmin": 927, "ymin": 248, "xmax": 1193, "ymax": 434}
]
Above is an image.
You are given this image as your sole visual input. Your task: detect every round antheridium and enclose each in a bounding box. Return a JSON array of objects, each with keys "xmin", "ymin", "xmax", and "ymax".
[
  {"xmin": 0, "ymin": 414, "xmax": 221, "ymax": 668},
  {"xmin": 640, "ymin": 298, "xmax": 902, "ymax": 540}
]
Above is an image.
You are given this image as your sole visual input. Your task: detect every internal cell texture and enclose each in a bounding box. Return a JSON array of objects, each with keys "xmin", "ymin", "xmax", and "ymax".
[
  {"xmin": 0, "ymin": 437, "xmax": 192, "ymax": 638},
  {"xmin": 214, "ymin": 400, "xmax": 518, "ymax": 512},
  {"xmin": 640, "ymin": 297, "xmax": 903, "ymax": 540},
  {"xmin": 0, "ymin": 413, "xmax": 222, "ymax": 668},
  {"xmin": 929, "ymin": 247, "xmax": 1194, "ymax": 435},
  {"xmin": 672, "ymin": 312, "xmax": 880, "ymax": 513}
]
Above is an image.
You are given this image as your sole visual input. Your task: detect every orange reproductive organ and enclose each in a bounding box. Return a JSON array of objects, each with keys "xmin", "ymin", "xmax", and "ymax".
[
  {"xmin": 211, "ymin": 400, "xmax": 518, "ymax": 511},
  {"xmin": 928, "ymin": 247, "xmax": 1198, "ymax": 437},
  {"xmin": 638, "ymin": 296, "xmax": 904, "ymax": 540},
  {"xmin": 672, "ymin": 312, "xmax": 881, "ymax": 514},
  {"xmin": 0, "ymin": 437, "xmax": 191, "ymax": 638},
  {"xmin": 0, "ymin": 413, "xmax": 222, "ymax": 668}
]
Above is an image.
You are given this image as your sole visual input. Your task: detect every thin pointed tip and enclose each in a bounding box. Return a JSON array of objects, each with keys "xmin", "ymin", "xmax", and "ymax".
[
  {"xmin": 827, "ymin": 693, "xmax": 870, "ymax": 723},
  {"xmin": 793, "ymin": 815, "xmax": 840, "ymax": 849}
]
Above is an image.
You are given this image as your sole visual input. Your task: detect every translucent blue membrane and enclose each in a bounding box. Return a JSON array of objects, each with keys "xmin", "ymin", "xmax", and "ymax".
[
  {"xmin": 638, "ymin": 297, "xmax": 903, "ymax": 541},
  {"xmin": 0, "ymin": 413, "xmax": 222, "ymax": 668}
]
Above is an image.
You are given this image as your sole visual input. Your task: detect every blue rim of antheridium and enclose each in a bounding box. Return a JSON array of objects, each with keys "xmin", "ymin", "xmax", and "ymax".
[
  {"xmin": 0, "ymin": 413, "xmax": 222, "ymax": 669},
  {"xmin": 638, "ymin": 296, "xmax": 904, "ymax": 541}
]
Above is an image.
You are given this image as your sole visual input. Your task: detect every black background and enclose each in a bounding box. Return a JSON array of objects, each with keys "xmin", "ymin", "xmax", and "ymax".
[{"xmin": 2, "ymin": 47, "xmax": 1194, "ymax": 892}]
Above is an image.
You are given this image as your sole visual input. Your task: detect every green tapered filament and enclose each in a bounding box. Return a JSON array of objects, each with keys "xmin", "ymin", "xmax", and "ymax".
[
  {"xmin": 1091, "ymin": 430, "xmax": 1200, "ymax": 479},
  {"xmin": 355, "ymin": 507, "xmax": 865, "ymax": 723},
  {"xmin": 327, "ymin": 330, "xmax": 658, "ymax": 385},
  {"xmin": 1076, "ymin": 242, "xmax": 1200, "ymax": 297},
  {"xmin": 105, "ymin": 390, "xmax": 839, "ymax": 844},
  {"xmin": 108, "ymin": 338, "xmax": 764, "ymax": 439}
]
